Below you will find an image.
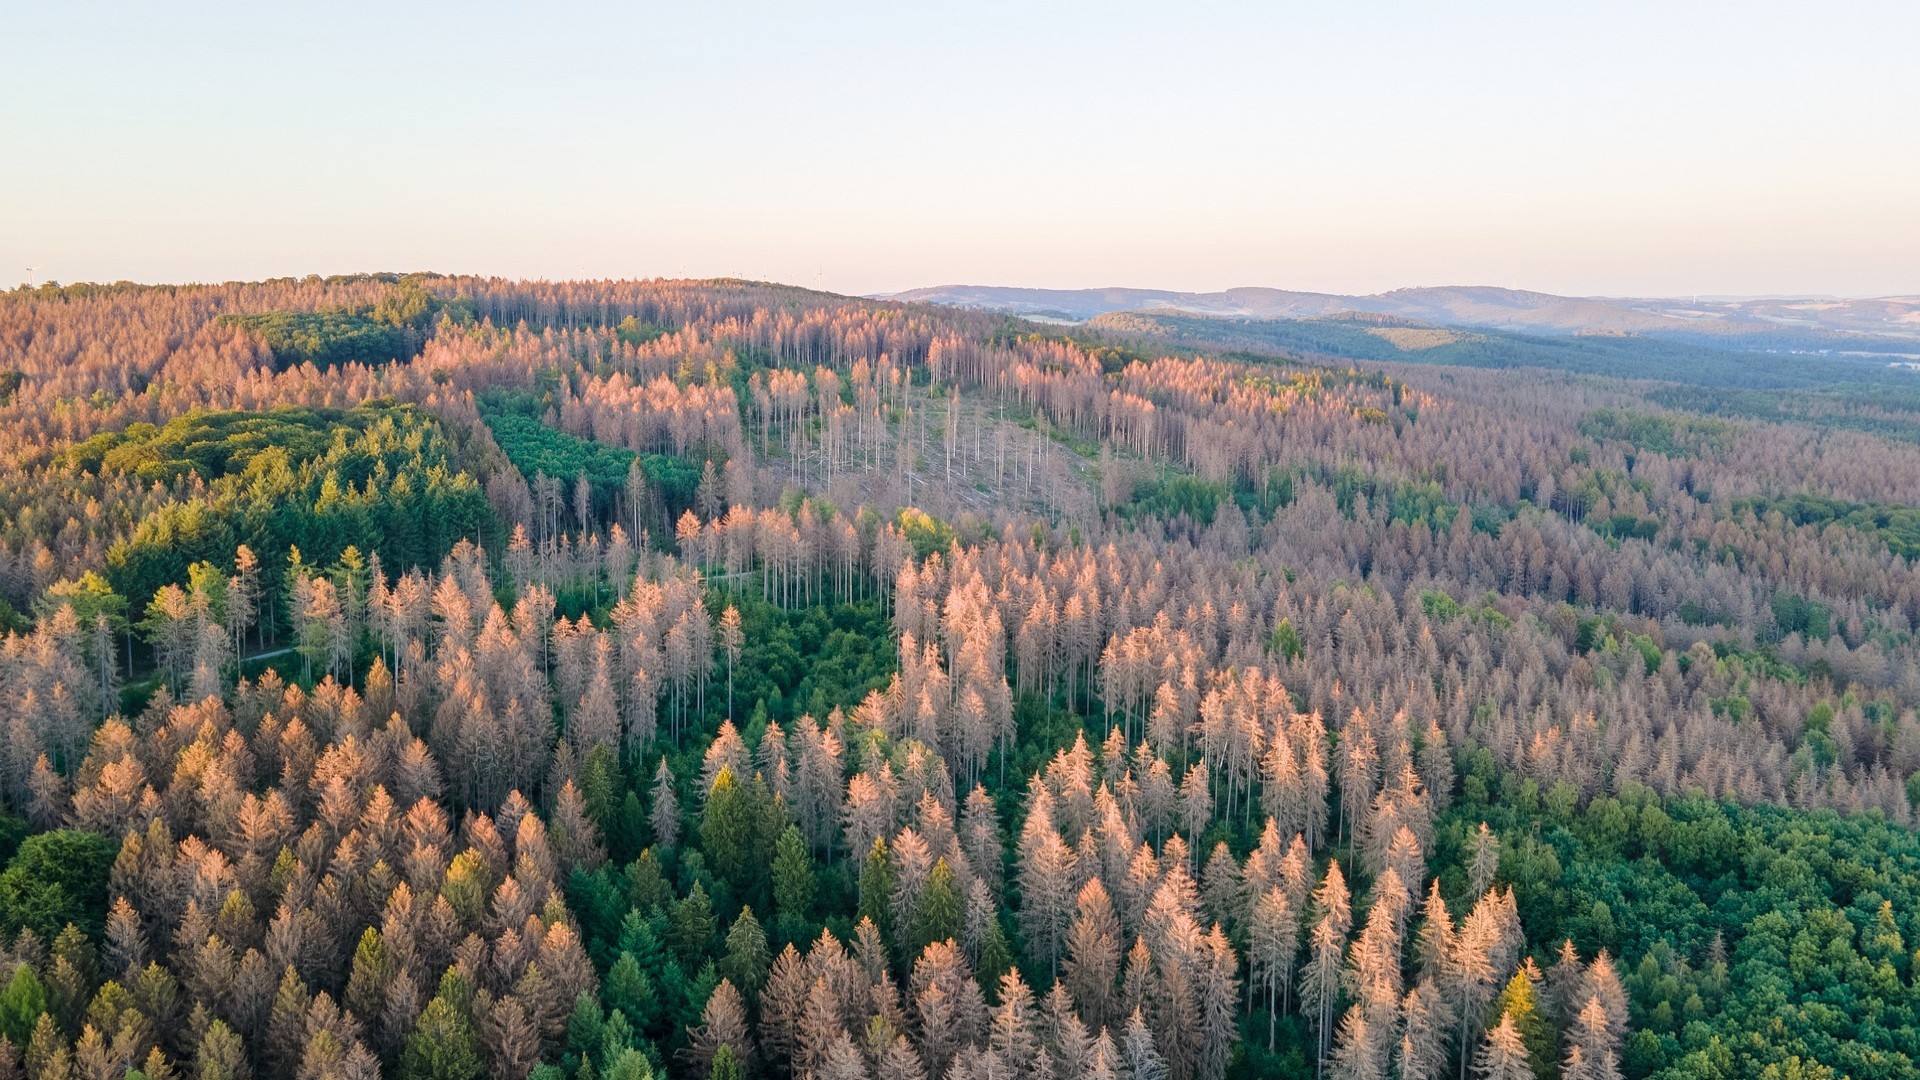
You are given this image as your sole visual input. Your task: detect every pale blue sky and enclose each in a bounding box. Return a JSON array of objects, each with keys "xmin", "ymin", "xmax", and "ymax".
[{"xmin": 4, "ymin": 1, "xmax": 1916, "ymax": 297}]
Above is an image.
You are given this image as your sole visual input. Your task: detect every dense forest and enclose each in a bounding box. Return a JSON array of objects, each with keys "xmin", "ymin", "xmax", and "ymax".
[{"xmin": 0, "ymin": 273, "xmax": 1917, "ymax": 1080}]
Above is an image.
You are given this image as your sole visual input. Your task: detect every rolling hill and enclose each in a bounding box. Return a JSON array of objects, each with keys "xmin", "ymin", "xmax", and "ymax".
[{"xmin": 885, "ymin": 283, "xmax": 1920, "ymax": 354}]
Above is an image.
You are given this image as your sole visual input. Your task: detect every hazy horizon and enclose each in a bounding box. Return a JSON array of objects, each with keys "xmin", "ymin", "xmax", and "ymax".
[
  {"xmin": 6, "ymin": 1, "xmax": 1918, "ymax": 298},
  {"xmin": 12, "ymin": 271, "xmax": 1914, "ymax": 305}
]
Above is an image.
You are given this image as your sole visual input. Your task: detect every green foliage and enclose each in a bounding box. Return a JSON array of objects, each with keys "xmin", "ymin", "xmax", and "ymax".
[
  {"xmin": 976, "ymin": 915, "xmax": 1014, "ymax": 991},
  {"xmin": 603, "ymin": 951, "xmax": 659, "ymax": 1033},
  {"xmin": 895, "ymin": 508, "xmax": 956, "ymax": 559},
  {"xmin": 615, "ymin": 316, "xmax": 668, "ymax": 346},
  {"xmin": 219, "ymin": 282, "xmax": 442, "ymax": 371},
  {"xmin": 1737, "ymin": 493, "xmax": 1920, "ymax": 562},
  {"xmin": 1652, "ymin": 381, "xmax": 1920, "ymax": 445},
  {"xmin": 698, "ymin": 770, "xmax": 783, "ymax": 910},
  {"xmin": 0, "ymin": 830, "xmax": 117, "ymax": 942},
  {"xmin": 910, "ymin": 858, "xmax": 963, "ymax": 959},
  {"xmin": 1420, "ymin": 589, "xmax": 1511, "ymax": 631},
  {"xmin": 479, "ymin": 402, "xmax": 700, "ymax": 521},
  {"xmin": 1579, "ymin": 408, "xmax": 1733, "ymax": 457},
  {"xmin": 221, "ymin": 310, "xmax": 412, "ymax": 370},
  {"xmin": 371, "ymin": 280, "xmax": 439, "ymax": 330},
  {"xmin": 770, "ymin": 825, "xmax": 816, "ymax": 942},
  {"xmin": 1234, "ymin": 466, "xmax": 1297, "ymax": 519},
  {"xmin": 711, "ymin": 592, "xmax": 895, "ymax": 731},
  {"xmin": 0, "ymin": 817, "xmax": 27, "ymax": 868},
  {"xmin": 1240, "ymin": 461, "xmax": 1461, "ymax": 532},
  {"xmin": 1771, "ymin": 592, "xmax": 1833, "ymax": 640},
  {"xmin": 398, "ymin": 995, "xmax": 486, "ymax": 1080},
  {"xmin": 0, "ymin": 964, "xmax": 47, "ymax": 1046},
  {"xmin": 1455, "ymin": 775, "xmax": 1920, "ymax": 1080},
  {"xmin": 75, "ymin": 403, "xmax": 496, "ymax": 621},
  {"xmin": 669, "ymin": 883, "xmax": 716, "ymax": 967},
  {"xmin": 1127, "ymin": 472, "xmax": 1228, "ymax": 527},
  {"xmin": 33, "ymin": 571, "xmax": 127, "ymax": 633},
  {"xmin": 858, "ymin": 838, "xmax": 895, "ymax": 942},
  {"xmin": 1492, "ymin": 970, "xmax": 1556, "ymax": 1077},
  {"xmin": 1268, "ymin": 617, "xmax": 1302, "ymax": 662},
  {"xmin": 1594, "ymin": 512, "xmax": 1661, "ymax": 542},
  {"xmin": 1321, "ymin": 464, "xmax": 1459, "ymax": 531},
  {"xmin": 606, "ymin": 1047, "xmax": 657, "ymax": 1080},
  {"xmin": 720, "ymin": 907, "xmax": 770, "ymax": 998}
]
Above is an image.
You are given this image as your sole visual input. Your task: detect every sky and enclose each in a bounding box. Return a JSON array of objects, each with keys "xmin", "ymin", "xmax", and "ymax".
[{"xmin": 3, "ymin": 1, "xmax": 1917, "ymax": 298}]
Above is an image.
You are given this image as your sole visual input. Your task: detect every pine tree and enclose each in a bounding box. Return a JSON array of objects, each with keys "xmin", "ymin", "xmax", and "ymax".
[
  {"xmin": 772, "ymin": 825, "xmax": 817, "ymax": 941},
  {"xmin": 650, "ymin": 759, "xmax": 680, "ymax": 851},
  {"xmin": 722, "ymin": 907, "xmax": 771, "ymax": 1001},
  {"xmin": 1064, "ymin": 878, "xmax": 1122, "ymax": 1032},
  {"xmin": 1201, "ymin": 843, "xmax": 1245, "ymax": 935},
  {"xmin": 1347, "ymin": 893, "xmax": 1404, "ymax": 1018},
  {"xmin": 1564, "ymin": 996, "xmax": 1622, "ymax": 1080},
  {"xmin": 24, "ymin": 1012, "xmax": 68, "ymax": 1080},
  {"xmin": 671, "ymin": 882, "xmax": 719, "ymax": 967},
  {"xmin": 1016, "ymin": 800, "xmax": 1077, "ymax": 978},
  {"xmin": 987, "ymin": 969, "xmax": 1041, "ymax": 1076},
  {"xmin": 1197, "ymin": 925, "xmax": 1241, "ymax": 1080},
  {"xmin": 719, "ymin": 606, "xmax": 743, "ymax": 721},
  {"xmin": 1315, "ymin": 862, "xmax": 1353, "ymax": 939},
  {"xmin": 976, "ymin": 916, "xmax": 1016, "ymax": 994},
  {"xmin": 1248, "ymin": 885, "xmax": 1299, "ymax": 1047},
  {"xmin": 911, "ymin": 940, "xmax": 988, "ymax": 1076},
  {"xmin": 703, "ymin": 768, "xmax": 774, "ymax": 897},
  {"xmin": 1450, "ymin": 892, "xmax": 1512, "ymax": 1080},
  {"xmin": 1491, "ymin": 966, "xmax": 1554, "ymax": 1078},
  {"xmin": 0, "ymin": 966, "xmax": 46, "ymax": 1048},
  {"xmin": 708, "ymin": 1044, "xmax": 745, "ymax": 1080},
  {"xmin": 686, "ymin": 979, "xmax": 753, "ymax": 1075},
  {"xmin": 1328, "ymin": 1003, "xmax": 1385, "ymax": 1080},
  {"xmin": 1038, "ymin": 979, "xmax": 1092, "ymax": 1078},
  {"xmin": 397, "ymin": 996, "xmax": 484, "ymax": 1080},
  {"xmin": 1337, "ymin": 716, "xmax": 1379, "ymax": 848},
  {"xmin": 1469, "ymin": 824, "xmax": 1500, "ymax": 899},
  {"xmin": 1580, "ymin": 952, "xmax": 1628, "ymax": 1047},
  {"xmin": 1472, "ymin": 1011, "xmax": 1533, "ymax": 1080},
  {"xmin": 911, "ymin": 859, "xmax": 963, "ymax": 960},
  {"xmin": 266, "ymin": 966, "xmax": 312, "ymax": 1077},
  {"xmin": 1398, "ymin": 982, "xmax": 1447, "ymax": 1080},
  {"xmin": 343, "ymin": 927, "xmax": 391, "ymax": 1025},
  {"xmin": 760, "ymin": 944, "xmax": 810, "ymax": 1065},
  {"xmin": 874, "ymin": 1034, "xmax": 927, "ymax": 1080},
  {"xmin": 571, "ymin": 651, "xmax": 621, "ymax": 759},
  {"xmin": 859, "ymin": 839, "xmax": 897, "ymax": 945},
  {"xmin": 1543, "ymin": 940, "xmax": 1584, "ymax": 1028},
  {"xmin": 1121, "ymin": 1008, "xmax": 1169, "ymax": 1080},
  {"xmin": 480, "ymin": 995, "xmax": 541, "ymax": 1080},
  {"xmin": 796, "ymin": 978, "xmax": 845, "ymax": 1078},
  {"xmin": 1301, "ymin": 916, "xmax": 1347, "ymax": 1077}
]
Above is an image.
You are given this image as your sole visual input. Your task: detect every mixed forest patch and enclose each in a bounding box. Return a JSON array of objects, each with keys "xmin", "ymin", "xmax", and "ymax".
[{"xmin": 0, "ymin": 275, "xmax": 1915, "ymax": 1080}]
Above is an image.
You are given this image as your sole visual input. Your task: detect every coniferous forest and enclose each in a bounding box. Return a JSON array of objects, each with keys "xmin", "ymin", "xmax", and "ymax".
[{"xmin": 4, "ymin": 273, "xmax": 1920, "ymax": 1080}]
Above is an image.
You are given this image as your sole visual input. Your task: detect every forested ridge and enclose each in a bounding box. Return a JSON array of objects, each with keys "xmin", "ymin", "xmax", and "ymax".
[{"xmin": 0, "ymin": 275, "xmax": 1917, "ymax": 1080}]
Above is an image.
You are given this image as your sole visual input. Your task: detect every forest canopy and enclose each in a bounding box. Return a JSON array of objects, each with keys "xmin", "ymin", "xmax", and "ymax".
[
  {"xmin": 0, "ymin": 275, "xmax": 1916, "ymax": 1080},
  {"xmin": 75, "ymin": 403, "xmax": 497, "ymax": 614}
]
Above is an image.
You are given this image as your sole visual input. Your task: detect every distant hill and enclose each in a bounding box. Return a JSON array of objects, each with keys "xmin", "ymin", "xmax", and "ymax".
[
  {"xmin": 1082, "ymin": 310, "xmax": 1917, "ymax": 390},
  {"xmin": 884, "ymin": 284, "xmax": 1920, "ymax": 353}
]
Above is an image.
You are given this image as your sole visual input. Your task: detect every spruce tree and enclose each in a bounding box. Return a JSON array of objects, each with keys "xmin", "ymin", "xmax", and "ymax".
[
  {"xmin": 721, "ymin": 907, "xmax": 771, "ymax": 1000},
  {"xmin": 399, "ymin": 996, "xmax": 486, "ymax": 1080},
  {"xmin": 859, "ymin": 839, "xmax": 897, "ymax": 944}
]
